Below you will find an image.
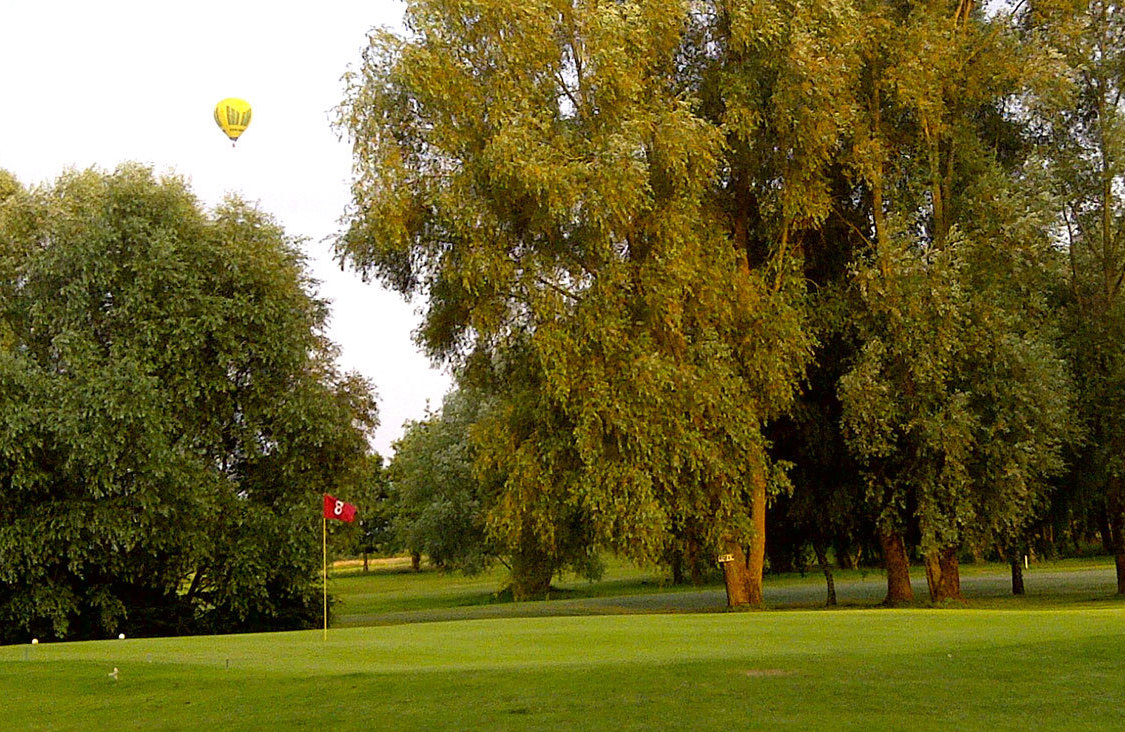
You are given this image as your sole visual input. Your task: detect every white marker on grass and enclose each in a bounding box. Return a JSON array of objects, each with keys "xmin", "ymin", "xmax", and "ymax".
[
  {"xmin": 118, "ymin": 633, "xmax": 125, "ymax": 640},
  {"xmin": 31, "ymin": 638, "xmax": 38, "ymax": 645}
]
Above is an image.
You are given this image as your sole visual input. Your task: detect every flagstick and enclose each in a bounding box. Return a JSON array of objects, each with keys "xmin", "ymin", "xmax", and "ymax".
[{"xmin": 323, "ymin": 516, "xmax": 328, "ymax": 642}]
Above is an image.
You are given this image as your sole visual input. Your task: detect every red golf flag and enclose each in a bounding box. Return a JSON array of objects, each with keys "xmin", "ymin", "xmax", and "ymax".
[{"xmin": 323, "ymin": 494, "xmax": 357, "ymax": 523}]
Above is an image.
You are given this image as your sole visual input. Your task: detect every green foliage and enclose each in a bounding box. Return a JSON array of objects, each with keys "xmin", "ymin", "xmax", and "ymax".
[
  {"xmin": 841, "ymin": 229, "xmax": 1074, "ymax": 552},
  {"xmin": 335, "ymin": 454, "xmax": 394, "ymax": 562},
  {"xmin": 1030, "ymin": 0, "xmax": 1125, "ymax": 550},
  {"xmin": 837, "ymin": 0, "xmax": 1077, "ymax": 558},
  {"xmin": 389, "ymin": 388, "xmax": 491, "ymax": 573},
  {"xmin": 337, "ymin": 0, "xmax": 1118, "ymax": 598},
  {"xmin": 0, "ymin": 165, "xmax": 377, "ymax": 641},
  {"xmin": 0, "ymin": 169, "xmax": 20, "ymax": 206},
  {"xmin": 337, "ymin": 0, "xmax": 829, "ymax": 593}
]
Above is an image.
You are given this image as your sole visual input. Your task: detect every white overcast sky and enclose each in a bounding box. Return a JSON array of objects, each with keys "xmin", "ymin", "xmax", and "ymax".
[{"xmin": 0, "ymin": 1, "xmax": 451, "ymax": 456}]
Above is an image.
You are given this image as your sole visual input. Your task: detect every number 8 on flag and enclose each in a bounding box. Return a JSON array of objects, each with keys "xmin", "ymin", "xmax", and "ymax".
[{"xmin": 323, "ymin": 494, "xmax": 357, "ymax": 522}]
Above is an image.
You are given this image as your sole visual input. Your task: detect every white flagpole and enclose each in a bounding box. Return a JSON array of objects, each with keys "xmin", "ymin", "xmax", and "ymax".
[{"xmin": 323, "ymin": 515, "xmax": 328, "ymax": 641}]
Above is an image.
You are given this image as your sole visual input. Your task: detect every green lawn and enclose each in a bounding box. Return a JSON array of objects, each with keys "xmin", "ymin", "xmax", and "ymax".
[
  {"xmin": 3, "ymin": 605, "xmax": 1123, "ymax": 730},
  {"xmin": 4, "ymin": 558, "xmax": 1123, "ymax": 729}
]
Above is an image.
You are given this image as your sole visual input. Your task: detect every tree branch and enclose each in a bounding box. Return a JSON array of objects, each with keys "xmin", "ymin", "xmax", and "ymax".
[
  {"xmin": 1064, "ymin": 204, "xmax": 1085, "ymax": 309},
  {"xmin": 555, "ymin": 71, "xmax": 582, "ymax": 115},
  {"xmin": 536, "ymin": 275, "xmax": 583, "ymax": 303}
]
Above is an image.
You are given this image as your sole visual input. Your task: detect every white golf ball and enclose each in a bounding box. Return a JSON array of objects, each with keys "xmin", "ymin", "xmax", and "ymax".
[
  {"xmin": 31, "ymin": 638, "xmax": 38, "ymax": 645},
  {"xmin": 118, "ymin": 633, "xmax": 126, "ymax": 640}
]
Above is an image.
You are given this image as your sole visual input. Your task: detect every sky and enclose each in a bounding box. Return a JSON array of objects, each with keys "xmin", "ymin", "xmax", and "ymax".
[{"xmin": 0, "ymin": 1, "xmax": 452, "ymax": 456}]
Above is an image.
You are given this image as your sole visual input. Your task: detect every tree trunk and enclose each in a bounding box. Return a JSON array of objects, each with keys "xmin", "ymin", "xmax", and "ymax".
[
  {"xmin": 880, "ymin": 528, "xmax": 914, "ymax": 605},
  {"xmin": 1108, "ymin": 492, "xmax": 1125, "ymax": 595},
  {"xmin": 410, "ymin": 552, "xmax": 421, "ymax": 572},
  {"xmin": 745, "ymin": 469, "xmax": 767, "ymax": 607},
  {"xmin": 510, "ymin": 538, "xmax": 554, "ymax": 601},
  {"xmin": 721, "ymin": 541, "xmax": 753, "ymax": 607},
  {"xmin": 670, "ymin": 547, "xmax": 685, "ymax": 585},
  {"xmin": 1098, "ymin": 510, "xmax": 1114, "ymax": 555},
  {"xmin": 719, "ymin": 473, "xmax": 767, "ymax": 608},
  {"xmin": 836, "ymin": 544, "xmax": 859, "ymax": 570},
  {"xmin": 924, "ymin": 552, "xmax": 941, "ymax": 602},
  {"xmin": 1115, "ymin": 541, "xmax": 1125, "ymax": 595},
  {"xmin": 931, "ymin": 546, "xmax": 963, "ymax": 603},
  {"xmin": 813, "ymin": 541, "xmax": 837, "ymax": 607},
  {"xmin": 1010, "ymin": 558, "xmax": 1025, "ymax": 595},
  {"xmin": 363, "ymin": 551, "xmax": 369, "ymax": 574},
  {"xmin": 687, "ymin": 530, "xmax": 706, "ymax": 586}
]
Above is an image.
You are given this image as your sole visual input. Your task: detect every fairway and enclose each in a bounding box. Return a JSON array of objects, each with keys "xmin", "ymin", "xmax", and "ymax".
[{"xmin": 3, "ymin": 604, "xmax": 1123, "ymax": 730}]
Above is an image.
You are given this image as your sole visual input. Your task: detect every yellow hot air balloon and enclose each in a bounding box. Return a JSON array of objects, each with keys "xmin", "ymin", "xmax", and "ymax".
[{"xmin": 214, "ymin": 98, "xmax": 252, "ymax": 146}]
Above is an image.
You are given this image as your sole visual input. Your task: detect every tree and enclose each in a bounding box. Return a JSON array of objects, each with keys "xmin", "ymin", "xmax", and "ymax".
[
  {"xmin": 0, "ymin": 165, "xmax": 377, "ymax": 641},
  {"xmin": 838, "ymin": 0, "xmax": 1075, "ymax": 603},
  {"xmin": 762, "ymin": 154, "xmax": 877, "ymax": 605},
  {"xmin": 0, "ymin": 170, "xmax": 20, "ymax": 354},
  {"xmin": 337, "ymin": 0, "xmax": 870, "ymax": 607},
  {"xmin": 0, "ymin": 169, "xmax": 18, "ymax": 204},
  {"xmin": 389, "ymin": 388, "xmax": 492, "ymax": 575},
  {"xmin": 1030, "ymin": 0, "xmax": 1125, "ymax": 594},
  {"xmin": 334, "ymin": 453, "xmax": 392, "ymax": 573}
]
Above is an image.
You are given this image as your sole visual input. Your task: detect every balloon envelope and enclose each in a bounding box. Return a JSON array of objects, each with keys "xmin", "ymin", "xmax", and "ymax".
[{"xmin": 214, "ymin": 98, "xmax": 252, "ymax": 142}]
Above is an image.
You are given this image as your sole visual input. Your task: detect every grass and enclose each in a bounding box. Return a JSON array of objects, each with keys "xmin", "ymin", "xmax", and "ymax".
[
  {"xmin": 2, "ymin": 558, "xmax": 1122, "ymax": 729},
  {"xmin": 3, "ymin": 607, "xmax": 1123, "ymax": 729},
  {"xmin": 330, "ymin": 555, "xmax": 1124, "ymax": 625},
  {"xmin": 329, "ymin": 555, "xmax": 696, "ymax": 623}
]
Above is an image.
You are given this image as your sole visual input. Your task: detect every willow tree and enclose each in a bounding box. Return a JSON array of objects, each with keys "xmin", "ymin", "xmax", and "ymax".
[
  {"xmin": 337, "ymin": 0, "xmax": 857, "ymax": 605},
  {"xmin": 689, "ymin": 0, "xmax": 859, "ymax": 604},
  {"xmin": 839, "ymin": 0, "xmax": 1075, "ymax": 602}
]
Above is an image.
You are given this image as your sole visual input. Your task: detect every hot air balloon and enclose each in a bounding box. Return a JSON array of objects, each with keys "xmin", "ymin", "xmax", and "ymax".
[{"xmin": 214, "ymin": 98, "xmax": 252, "ymax": 146}]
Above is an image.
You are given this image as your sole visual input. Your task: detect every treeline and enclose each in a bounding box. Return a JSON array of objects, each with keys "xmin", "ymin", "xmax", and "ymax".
[
  {"xmin": 0, "ymin": 166, "xmax": 378, "ymax": 642},
  {"xmin": 336, "ymin": 0, "xmax": 1125, "ymax": 605}
]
